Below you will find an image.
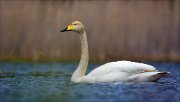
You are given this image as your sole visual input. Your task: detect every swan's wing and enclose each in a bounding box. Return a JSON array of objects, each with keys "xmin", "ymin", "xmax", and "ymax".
[
  {"xmin": 83, "ymin": 61, "xmax": 168, "ymax": 82},
  {"xmin": 127, "ymin": 71, "xmax": 168, "ymax": 82},
  {"xmin": 87, "ymin": 61, "xmax": 156, "ymax": 77}
]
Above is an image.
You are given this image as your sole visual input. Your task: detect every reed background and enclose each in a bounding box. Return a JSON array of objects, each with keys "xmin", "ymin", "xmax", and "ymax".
[{"xmin": 0, "ymin": 0, "xmax": 180, "ymax": 62}]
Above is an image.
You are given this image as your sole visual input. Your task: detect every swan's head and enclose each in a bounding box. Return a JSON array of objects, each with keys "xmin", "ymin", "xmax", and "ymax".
[{"xmin": 61, "ymin": 21, "xmax": 84, "ymax": 33}]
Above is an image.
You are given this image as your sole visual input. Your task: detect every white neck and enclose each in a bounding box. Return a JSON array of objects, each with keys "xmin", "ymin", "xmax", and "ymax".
[{"xmin": 71, "ymin": 30, "xmax": 89, "ymax": 82}]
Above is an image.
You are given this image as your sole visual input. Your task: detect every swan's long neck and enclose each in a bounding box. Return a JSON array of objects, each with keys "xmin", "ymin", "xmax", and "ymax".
[{"xmin": 71, "ymin": 30, "xmax": 89, "ymax": 82}]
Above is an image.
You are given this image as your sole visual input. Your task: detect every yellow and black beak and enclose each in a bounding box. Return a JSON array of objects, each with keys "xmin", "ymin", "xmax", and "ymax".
[
  {"xmin": 60, "ymin": 24, "xmax": 74, "ymax": 32},
  {"xmin": 60, "ymin": 27, "xmax": 68, "ymax": 32}
]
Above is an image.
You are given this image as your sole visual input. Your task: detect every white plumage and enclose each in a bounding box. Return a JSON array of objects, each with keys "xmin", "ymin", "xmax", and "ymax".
[
  {"xmin": 61, "ymin": 21, "xmax": 168, "ymax": 83},
  {"xmin": 76, "ymin": 61, "xmax": 167, "ymax": 83}
]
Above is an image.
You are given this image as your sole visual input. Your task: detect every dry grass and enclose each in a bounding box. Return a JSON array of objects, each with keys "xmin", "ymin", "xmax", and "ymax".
[{"xmin": 0, "ymin": 0, "xmax": 180, "ymax": 62}]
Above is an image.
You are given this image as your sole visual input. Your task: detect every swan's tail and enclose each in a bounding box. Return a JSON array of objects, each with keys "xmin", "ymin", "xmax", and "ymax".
[
  {"xmin": 128, "ymin": 71, "xmax": 169, "ymax": 82},
  {"xmin": 150, "ymin": 71, "xmax": 169, "ymax": 82}
]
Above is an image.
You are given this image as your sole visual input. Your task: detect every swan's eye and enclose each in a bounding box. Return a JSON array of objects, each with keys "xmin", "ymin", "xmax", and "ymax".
[{"xmin": 74, "ymin": 24, "xmax": 77, "ymax": 26}]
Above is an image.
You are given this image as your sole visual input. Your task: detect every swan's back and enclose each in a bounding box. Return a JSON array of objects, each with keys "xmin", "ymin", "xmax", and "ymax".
[
  {"xmin": 83, "ymin": 61, "xmax": 157, "ymax": 82},
  {"xmin": 87, "ymin": 61, "xmax": 156, "ymax": 76}
]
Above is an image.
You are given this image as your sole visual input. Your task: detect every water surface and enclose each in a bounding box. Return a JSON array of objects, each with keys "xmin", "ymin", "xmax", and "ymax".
[{"xmin": 0, "ymin": 62, "xmax": 180, "ymax": 102}]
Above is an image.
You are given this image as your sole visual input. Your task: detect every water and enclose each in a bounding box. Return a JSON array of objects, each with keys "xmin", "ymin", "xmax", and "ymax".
[{"xmin": 0, "ymin": 62, "xmax": 180, "ymax": 102}]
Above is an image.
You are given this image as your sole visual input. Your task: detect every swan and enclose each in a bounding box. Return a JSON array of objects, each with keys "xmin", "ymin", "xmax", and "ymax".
[{"xmin": 60, "ymin": 21, "xmax": 169, "ymax": 83}]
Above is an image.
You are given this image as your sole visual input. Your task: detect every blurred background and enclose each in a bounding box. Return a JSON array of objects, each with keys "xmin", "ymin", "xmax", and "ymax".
[
  {"xmin": 0, "ymin": 0, "xmax": 180, "ymax": 62},
  {"xmin": 1, "ymin": 1, "xmax": 180, "ymax": 102}
]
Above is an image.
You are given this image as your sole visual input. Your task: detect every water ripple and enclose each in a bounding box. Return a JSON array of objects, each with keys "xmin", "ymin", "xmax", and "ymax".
[{"xmin": 0, "ymin": 62, "xmax": 180, "ymax": 102}]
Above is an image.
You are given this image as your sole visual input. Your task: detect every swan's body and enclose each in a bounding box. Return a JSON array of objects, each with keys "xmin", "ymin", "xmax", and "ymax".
[{"xmin": 61, "ymin": 21, "xmax": 168, "ymax": 83}]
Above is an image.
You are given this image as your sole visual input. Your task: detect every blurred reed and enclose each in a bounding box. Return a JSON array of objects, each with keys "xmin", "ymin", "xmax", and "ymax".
[{"xmin": 0, "ymin": 0, "xmax": 179, "ymax": 62}]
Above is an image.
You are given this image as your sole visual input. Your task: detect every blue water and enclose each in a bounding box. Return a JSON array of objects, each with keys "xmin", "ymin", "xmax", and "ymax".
[{"xmin": 0, "ymin": 62, "xmax": 180, "ymax": 102}]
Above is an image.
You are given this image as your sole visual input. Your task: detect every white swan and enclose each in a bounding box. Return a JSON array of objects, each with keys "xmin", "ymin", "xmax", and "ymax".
[{"xmin": 60, "ymin": 21, "xmax": 168, "ymax": 83}]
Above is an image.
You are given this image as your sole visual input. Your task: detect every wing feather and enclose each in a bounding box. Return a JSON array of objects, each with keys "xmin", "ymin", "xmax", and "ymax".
[{"xmin": 87, "ymin": 61, "xmax": 156, "ymax": 76}]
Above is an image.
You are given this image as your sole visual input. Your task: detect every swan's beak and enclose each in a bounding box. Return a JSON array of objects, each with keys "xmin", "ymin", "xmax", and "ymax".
[
  {"xmin": 60, "ymin": 27, "xmax": 68, "ymax": 32},
  {"xmin": 60, "ymin": 24, "xmax": 74, "ymax": 32}
]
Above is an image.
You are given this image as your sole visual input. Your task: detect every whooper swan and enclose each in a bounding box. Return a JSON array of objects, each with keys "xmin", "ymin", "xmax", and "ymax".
[{"xmin": 60, "ymin": 21, "xmax": 168, "ymax": 83}]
